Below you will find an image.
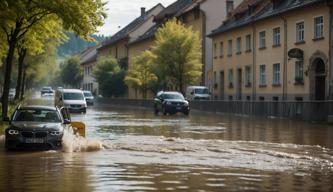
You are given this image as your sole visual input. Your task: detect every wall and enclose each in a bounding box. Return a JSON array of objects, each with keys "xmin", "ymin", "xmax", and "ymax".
[{"xmin": 212, "ymin": 2, "xmax": 330, "ymax": 101}]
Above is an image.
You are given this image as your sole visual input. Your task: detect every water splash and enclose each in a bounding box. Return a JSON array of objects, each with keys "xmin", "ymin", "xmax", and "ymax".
[{"xmin": 61, "ymin": 126, "xmax": 104, "ymax": 152}]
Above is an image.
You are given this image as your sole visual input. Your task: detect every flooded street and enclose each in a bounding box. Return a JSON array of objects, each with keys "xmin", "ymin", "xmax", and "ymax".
[{"xmin": 0, "ymin": 98, "xmax": 333, "ymax": 191}]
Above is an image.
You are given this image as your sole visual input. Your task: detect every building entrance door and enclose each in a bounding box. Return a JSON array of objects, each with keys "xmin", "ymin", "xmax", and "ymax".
[
  {"xmin": 314, "ymin": 59, "xmax": 326, "ymax": 100},
  {"xmin": 220, "ymin": 71, "xmax": 224, "ymax": 100}
]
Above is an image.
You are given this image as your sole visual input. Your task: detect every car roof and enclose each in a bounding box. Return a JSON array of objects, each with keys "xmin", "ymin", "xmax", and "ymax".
[
  {"xmin": 159, "ymin": 91, "xmax": 183, "ymax": 95},
  {"xmin": 18, "ymin": 105, "xmax": 57, "ymax": 111},
  {"xmin": 187, "ymin": 86, "xmax": 207, "ymax": 89},
  {"xmin": 60, "ymin": 89, "xmax": 83, "ymax": 93}
]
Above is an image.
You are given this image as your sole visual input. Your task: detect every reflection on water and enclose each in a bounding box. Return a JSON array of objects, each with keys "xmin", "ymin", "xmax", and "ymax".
[{"xmin": 0, "ymin": 97, "xmax": 333, "ymax": 191}]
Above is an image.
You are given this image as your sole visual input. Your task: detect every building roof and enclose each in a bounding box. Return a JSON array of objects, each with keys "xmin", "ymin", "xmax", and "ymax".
[
  {"xmin": 80, "ymin": 45, "xmax": 100, "ymax": 66},
  {"xmin": 99, "ymin": 3, "xmax": 163, "ymax": 49},
  {"xmin": 208, "ymin": 0, "xmax": 325, "ymax": 37},
  {"xmin": 154, "ymin": 0, "xmax": 195, "ymax": 22},
  {"xmin": 129, "ymin": 0, "xmax": 199, "ymax": 45}
]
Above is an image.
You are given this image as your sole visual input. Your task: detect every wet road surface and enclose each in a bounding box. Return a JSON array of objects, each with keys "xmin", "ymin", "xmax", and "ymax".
[{"xmin": 0, "ymin": 97, "xmax": 333, "ymax": 191}]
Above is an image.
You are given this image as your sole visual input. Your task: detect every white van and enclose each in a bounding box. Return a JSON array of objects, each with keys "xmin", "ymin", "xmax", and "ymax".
[
  {"xmin": 55, "ymin": 89, "xmax": 87, "ymax": 113},
  {"xmin": 186, "ymin": 86, "xmax": 210, "ymax": 100}
]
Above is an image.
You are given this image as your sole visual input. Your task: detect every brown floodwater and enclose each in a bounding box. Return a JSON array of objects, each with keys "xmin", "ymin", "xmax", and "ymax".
[{"xmin": 0, "ymin": 97, "xmax": 332, "ymax": 191}]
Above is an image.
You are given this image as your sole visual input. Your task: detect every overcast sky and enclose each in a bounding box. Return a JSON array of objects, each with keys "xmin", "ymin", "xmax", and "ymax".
[{"xmin": 97, "ymin": 0, "xmax": 176, "ymax": 36}]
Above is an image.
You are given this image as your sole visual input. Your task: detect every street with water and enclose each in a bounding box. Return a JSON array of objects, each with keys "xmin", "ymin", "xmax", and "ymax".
[{"xmin": 0, "ymin": 96, "xmax": 333, "ymax": 191}]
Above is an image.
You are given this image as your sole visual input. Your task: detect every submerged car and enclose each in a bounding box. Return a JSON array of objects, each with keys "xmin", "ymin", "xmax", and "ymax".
[
  {"xmin": 40, "ymin": 86, "xmax": 54, "ymax": 96},
  {"xmin": 83, "ymin": 90, "xmax": 94, "ymax": 105},
  {"xmin": 154, "ymin": 91, "xmax": 189, "ymax": 115},
  {"xmin": 4, "ymin": 105, "xmax": 71, "ymax": 150},
  {"xmin": 55, "ymin": 89, "xmax": 87, "ymax": 113}
]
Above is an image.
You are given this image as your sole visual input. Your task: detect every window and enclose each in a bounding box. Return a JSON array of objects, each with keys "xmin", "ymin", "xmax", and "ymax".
[
  {"xmin": 259, "ymin": 31, "xmax": 266, "ymax": 48},
  {"xmin": 259, "ymin": 65, "xmax": 266, "ymax": 86},
  {"xmin": 245, "ymin": 66, "xmax": 251, "ymax": 86},
  {"xmin": 314, "ymin": 16, "xmax": 323, "ymax": 39},
  {"xmin": 228, "ymin": 39, "xmax": 232, "ymax": 56},
  {"xmin": 236, "ymin": 37, "xmax": 241, "ymax": 54},
  {"xmin": 220, "ymin": 42, "xmax": 224, "ymax": 57},
  {"xmin": 228, "ymin": 69, "xmax": 233, "ymax": 87},
  {"xmin": 295, "ymin": 60, "xmax": 304, "ymax": 83},
  {"xmin": 296, "ymin": 22, "xmax": 304, "ymax": 42},
  {"xmin": 246, "ymin": 34, "xmax": 251, "ymax": 51},
  {"xmin": 273, "ymin": 27, "xmax": 280, "ymax": 46},
  {"xmin": 213, "ymin": 43, "xmax": 217, "ymax": 58},
  {"xmin": 273, "ymin": 63, "xmax": 280, "ymax": 85}
]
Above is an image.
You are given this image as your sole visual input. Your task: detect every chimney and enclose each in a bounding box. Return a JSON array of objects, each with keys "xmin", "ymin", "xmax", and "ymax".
[{"xmin": 141, "ymin": 7, "xmax": 146, "ymax": 16}]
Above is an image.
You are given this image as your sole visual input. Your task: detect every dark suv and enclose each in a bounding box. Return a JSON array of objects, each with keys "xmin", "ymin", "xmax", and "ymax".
[
  {"xmin": 4, "ymin": 105, "xmax": 71, "ymax": 150},
  {"xmin": 154, "ymin": 91, "xmax": 189, "ymax": 115}
]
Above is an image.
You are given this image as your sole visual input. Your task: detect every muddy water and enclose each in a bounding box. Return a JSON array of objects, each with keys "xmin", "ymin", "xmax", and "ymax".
[{"xmin": 0, "ymin": 99, "xmax": 333, "ymax": 191}]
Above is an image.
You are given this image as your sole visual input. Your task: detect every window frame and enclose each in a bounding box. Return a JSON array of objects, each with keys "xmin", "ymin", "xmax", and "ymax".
[
  {"xmin": 259, "ymin": 31, "xmax": 266, "ymax": 49},
  {"xmin": 314, "ymin": 16, "xmax": 324, "ymax": 39},
  {"xmin": 272, "ymin": 63, "xmax": 280, "ymax": 85},
  {"xmin": 272, "ymin": 27, "xmax": 281, "ymax": 46},
  {"xmin": 296, "ymin": 21, "xmax": 305, "ymax": 43},
  {"xmin": 259, "ymin": 64, "xmax": 266, "ymax": 86}
]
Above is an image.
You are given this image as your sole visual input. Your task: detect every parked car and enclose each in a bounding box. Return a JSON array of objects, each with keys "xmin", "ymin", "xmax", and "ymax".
[
  {"xmin": 4, "ymin": 105, "xmax": 71, "ymax": 150},
  {"xmin": 83, "ymin": 90, "xmax": 94, "ymax": 105},
  {"xmin": 40, "ymin": 86, "xmax": 54, "ymax": 96},
  {"xmin": 154, "ymin": 91, "xmax": 189, "ymax": 115},
  {"xmin": 55, "ymin": 89, "xmax": 87, "ymax": 113},
  {"xmin": 186, "ymin": 86, "xmax": 210, "ymax": 100},
  {"xmin": 9, "ymin": 88, "xmax": 16, "ymax": 101}
]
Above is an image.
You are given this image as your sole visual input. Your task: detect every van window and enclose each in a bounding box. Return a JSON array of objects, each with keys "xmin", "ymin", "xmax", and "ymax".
[
  {"xmin": 195, "ymin": 88, "xmax": 209, "ymax": 94},
  {"xmin": 63, "ymin": 92, "xmax": 84, "ymax": 100}
]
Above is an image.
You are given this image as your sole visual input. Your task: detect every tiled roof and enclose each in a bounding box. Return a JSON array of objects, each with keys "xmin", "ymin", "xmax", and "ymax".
[
  {"xmin": 80, "ymin": 45, "xmax": 100, "ymax": 65},
  {"xmin": 129, "ymin": 0, "xmax": 198, "ymax": 45},
  {"xmin": 99, "ymin": 3, "xmax": 163, "ymax": 49},
  {"xmin": 208, "ymin": 0, "xmax": 324, "ymax": 37},
  {"xmin": 128, "ymin": 24, "xmax": 159, "ymax": 45},
  {"xmin": 154, "ymin": 0, "xmax": 194, "ymax": 22}
]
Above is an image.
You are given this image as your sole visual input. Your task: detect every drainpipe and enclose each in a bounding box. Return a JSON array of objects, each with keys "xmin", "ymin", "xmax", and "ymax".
[
  {"xmin": 282, "ymin": 16, "xmax": 288, "ymax": 100},
  {"xmin": 200, "ymin": 9, "xmax": 207, "ymax": 86},
  {"xmin": 252, "ymin": 23, "xmax": 256, "ymax": 100},
  {"xmin": 328, "ymin": 0, "xmax": 333, "ymax": 99}
]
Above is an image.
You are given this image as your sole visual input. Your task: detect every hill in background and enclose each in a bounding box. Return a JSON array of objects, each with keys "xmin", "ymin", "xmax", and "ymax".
[{"xmin": 57, "ymin": 32, "xmax": 106, "ymax": 58}]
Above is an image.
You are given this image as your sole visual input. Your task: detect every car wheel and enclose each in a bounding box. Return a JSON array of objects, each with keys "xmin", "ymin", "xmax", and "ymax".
[{"xmin": 154, "ymin": 106, "xmax": 159, "ymax": 115}]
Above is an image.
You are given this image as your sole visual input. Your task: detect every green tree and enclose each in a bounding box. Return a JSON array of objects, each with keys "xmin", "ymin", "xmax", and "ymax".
[
  {"xmin": 125, "ymin": 51, "xmax": 157, "ymax": 99},
  {"xmin": 60, "ymin": 56, "xmax": 82, "ymax": 88},
  {"xmin": 153, "ymin": 18, "xmax": 202, "ymax": 93},
  {"xmin": 93, "ymin": 57, "xmax": 126, "ymax": 97},
  {"xmin": 0, "ymin": 0, "xmax": 106, "ymax": 119}
]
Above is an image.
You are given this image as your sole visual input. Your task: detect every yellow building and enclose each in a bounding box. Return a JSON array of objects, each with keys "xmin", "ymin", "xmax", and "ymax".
[
  {"xmin": 127, "ymin": 0, "xmax": 242, "ymax": 99},
  {"xmin": 209, "ymin": 0, "xmax": 332, "ymax": 101},
  {"xmin": 80, "ymin": 45, "xmax": 100, "ymax": 95},
  {"xmin": 97, "ymin": 4, "xmax": 164, "ymax": 70}
]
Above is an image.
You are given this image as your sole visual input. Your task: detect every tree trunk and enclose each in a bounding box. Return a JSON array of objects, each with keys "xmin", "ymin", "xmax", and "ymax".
[
  {"xmin": 20, "ymin": 68, "xmax": 27, "ymax": 100},
  {"xmin": 15, "ymin": 48, "xmax": 27, "ymax": 100},
  {"xmin": 1, "ymin": 38, "xmax": 17, "ymax": 119}
]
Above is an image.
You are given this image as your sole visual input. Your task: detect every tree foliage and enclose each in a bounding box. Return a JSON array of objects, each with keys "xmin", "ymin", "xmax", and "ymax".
[
  {"xmin": 60, "ymin": 56, "xmax": 82, "ymax": 88},
  {"xmin": 0, "ymin": 0, "xmax": 106, "ymax": 119},
  {"xmin": 125, "ymin": 51, "xmax": 157, "ymax": 99},
  {"xmin": 153, "ymin": 18, "xmax": 202, "ymax": 93},
  {"xmin": 93, "ymin": 57, "xmax": 126, "ymax": 98}
]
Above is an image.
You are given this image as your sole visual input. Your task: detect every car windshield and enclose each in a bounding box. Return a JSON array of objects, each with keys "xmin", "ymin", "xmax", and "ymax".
[
  {"xmin": 63, "ymin": 92, "xmax": 84, "ymax": 100},
  {"xmin": 13, "ymin": 109, "xmax": 61, "ymax": 122},
  {"xmin": 84, "ymin": 92, "xmax": 93, "ymax": 97},
  {"xmin": 162, "ymin": 93, "xmax": 184, "ymax": 100},
  {"xmin": 195, "ymin": 88, "xmax": 209, "ymax": 94}
]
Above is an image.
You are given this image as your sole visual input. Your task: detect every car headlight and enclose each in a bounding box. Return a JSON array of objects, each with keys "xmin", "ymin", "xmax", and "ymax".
[
  {"xmin": 50, "ymin": 131, "xmax": 62, "ymax": 136},
  {"xmin": 8, "ymin": 129, "xmax": 19, "ymax": 135}
]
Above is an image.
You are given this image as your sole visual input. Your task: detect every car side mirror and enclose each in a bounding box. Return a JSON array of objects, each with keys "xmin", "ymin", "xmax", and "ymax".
[
  {"xmin": 59, "ymin": 97, "xmax": 62, "ymax": 101},
  {"xmin": 190, "ymin": 91, "xmax": 194, "ymax": 95},
  {"xmin": 64, "ymin": 119, "xmax": 71, "ymax": 124}
]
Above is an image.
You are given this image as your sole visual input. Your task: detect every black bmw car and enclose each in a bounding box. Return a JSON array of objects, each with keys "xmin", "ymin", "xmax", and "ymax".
[
  {"xmin": 154, "ymin": 91, "xmax": 189, "ymax": 115},
  {"xmin": 4, "ymin": 105, "xmax": 71, "ymax": 150}
]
